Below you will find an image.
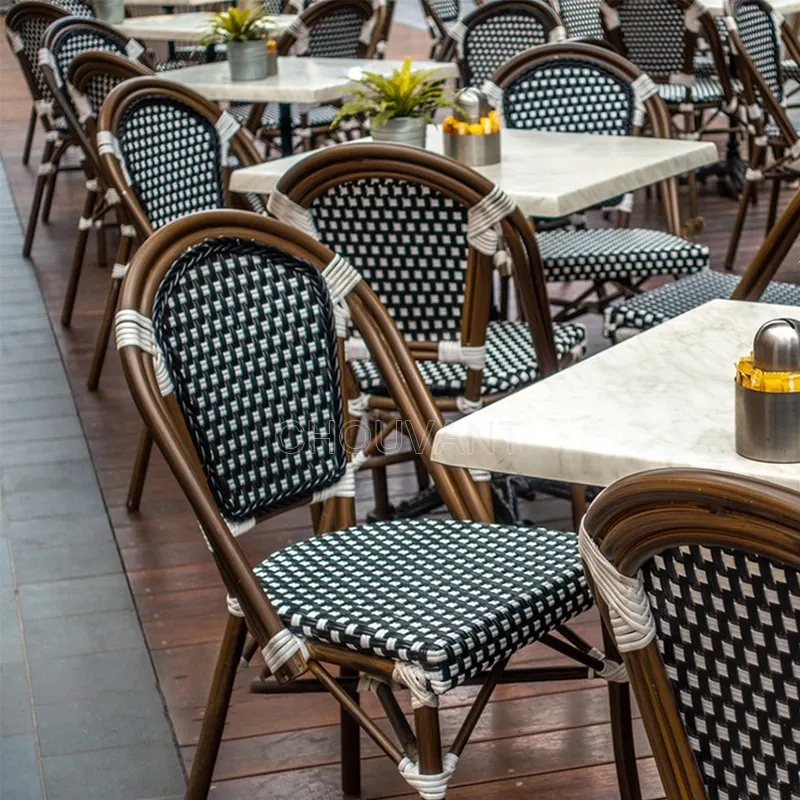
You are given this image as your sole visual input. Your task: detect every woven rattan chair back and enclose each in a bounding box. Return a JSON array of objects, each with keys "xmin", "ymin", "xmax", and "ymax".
[
  {"xmin": 279, "ymin": 0, "xmax": 384, "ymax": 57},
  {"xmin": 116, "ymin": 208, "xmax": 490, "ymax": 654},
  {"xmin": 45, "ymin": 0, "xmax": 95, "ymax": 14},
  {"xmin": 5, "ymin": 2, "xmax": 73, "ymax": 130},
  {"xmin": 96, "ymin": 77, "xmax": 262, "ymax": 239},
  {"xmin": 420, "ymin": 0, "xmax": 460, "ymax": 56},
  {"xmin": 581, "ymin": 468, "xmax": 800, "ymax": 800},
  {"xmin": 725, "ymin": 0, "xmax": 800, "ymax": 145},
  {"xmin": 268, "ymin": 142, "xmax": 560, "ymax": 409},
  {"xmin": 448, "ymin": 0, "xmax": 566, "ymax": 87},
  {"xmin": 549, "ymin": 0, "xmax": 603, "ymax": 38}
]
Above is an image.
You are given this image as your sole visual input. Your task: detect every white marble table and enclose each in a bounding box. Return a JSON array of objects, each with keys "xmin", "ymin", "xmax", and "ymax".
[
  {"xmin": 700, "ymin": 0, "xmax": 800, "ymax": 15},
  {"xmin": 230, "ymin": 127, "xmax": 718, "ymax": 219},
  {"xmin": 432, "ymin": 300, "xmax": 800, "ymax": 492},
  {"xmin": 124, "ymin": 0, "xmax": 222, "ymax": 7},
  {"xmin": 115, "ymin": 12, "xmax": 295, "ymax": 41}
]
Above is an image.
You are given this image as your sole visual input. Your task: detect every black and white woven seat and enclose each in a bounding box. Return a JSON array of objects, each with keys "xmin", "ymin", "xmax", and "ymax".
[
  {"xmin": 549, "ymin": 0, "xmax": 603, "ymax": 38},
  {"xmin": 582, "ymin": 470, "xmax": 800, "ymax": 800},
  {"xmin": 254, "ymin": 518, "xmax": 592, "ymax": 692},
  {"xmin": 603, "ymin": 269, "xmax": 800, "ymax": 340},
  {"xmin": 654, "ymin": 75, "xmax": 729, "ymax": 104},
  {"xmin": 492, "ymin": 41, "xmax": 703, "ymax": 319},
  {"xmin": 350, "ymin": 318, "xmax": 586, "ymax": 396}
]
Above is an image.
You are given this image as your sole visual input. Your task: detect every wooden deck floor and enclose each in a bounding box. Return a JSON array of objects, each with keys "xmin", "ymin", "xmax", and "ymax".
[{"xmin": 3, "ymin": 17, "xmax": 800, "ymax": 798}]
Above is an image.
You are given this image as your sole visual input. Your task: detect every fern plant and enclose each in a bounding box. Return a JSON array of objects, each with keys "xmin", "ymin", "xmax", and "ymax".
[
  {"xmin": 333, "ymin": 57, "xmax": 455, "ymax": 127},
  {"xmin": 198, "ymin": 6, "xmax": 275, "ymax": 44}
]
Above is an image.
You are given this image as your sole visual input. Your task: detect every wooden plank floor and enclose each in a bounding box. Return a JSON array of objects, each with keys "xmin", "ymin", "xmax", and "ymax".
[{"xmin": 3, "ymin": 17, "xmax": 800, "ymax": 798}]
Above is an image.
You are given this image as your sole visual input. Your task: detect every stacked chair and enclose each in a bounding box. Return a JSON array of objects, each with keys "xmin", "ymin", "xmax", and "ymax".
[
  {"xmin": 420, "ymin": 0, "xmax": 465, "ymax": 59},
  {"xmin": 547, "ymin": 0, "xmax": 603, "ymax": 38}
]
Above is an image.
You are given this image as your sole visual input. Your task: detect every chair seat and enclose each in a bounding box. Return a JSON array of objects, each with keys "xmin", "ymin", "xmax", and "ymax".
[
  {"xmin": 228, "ymin": 102, "xmax": 340, "ymax": 130},
  {"xmin": 783, "ymin": 58, "xmax": 800, "ymax": 83},
  {"xmin": 537, "ymin": 227, "xmax": 710, "ymax": 283},
  {"xmin": 603, "ymin": 269, "xmax": 800, "ymax": 340},
  {"xmin": 656, "ymin": 77, "xmax": 727, "ymax": 105},
  {"xmin": 693, "ymin": 53, "xmax": 716, "ymax": 78},
  {"xmin": 253, "ymin": 518, "xmax": 593, "ymax": 694},
  {"xmin": 350, "ymin": 319, "xmax": 587, "ymax": 397}
]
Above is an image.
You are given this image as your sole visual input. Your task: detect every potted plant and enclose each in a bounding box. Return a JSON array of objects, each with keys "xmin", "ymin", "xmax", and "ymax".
[
  {"xmin": 199, "ymin": 7, "xmax": 275, "ymax": 82},
  {"xmin": 333, "ymin": 57, "xmax": 456, "ymax": 149}
]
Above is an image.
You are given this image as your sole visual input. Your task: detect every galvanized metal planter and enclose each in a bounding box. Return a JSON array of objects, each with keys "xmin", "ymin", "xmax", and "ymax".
[
  {"xmin": 371, "ymin": 116, "xmax": 427, "ymax": 149},
  {"xmin": 228, "ymin": 40, "xmax": 268, "ymax": 82},
  {"xmin": 94, "ymin": 0, "xmax": 124, "ymax": 24}
]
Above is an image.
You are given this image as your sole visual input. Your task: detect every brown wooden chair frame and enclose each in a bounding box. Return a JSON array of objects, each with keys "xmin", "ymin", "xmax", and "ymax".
[
  {"xmin": 118, "ymin": 207, "xmax": 642, "ymax": 800},
  {"xmin": 601, "ymin": 0, "xmax": 737, "ymax": 234},
  {"xmin": 723, "ymin": 0, "xmax": 800, "ymax": 271},
  {"xmin": 582, "ymin": 467, "xmax": 800, "ymax": 799},
  {"xmin": 97, "ymin": 76, "xmax": 264, "ymax": 512}
]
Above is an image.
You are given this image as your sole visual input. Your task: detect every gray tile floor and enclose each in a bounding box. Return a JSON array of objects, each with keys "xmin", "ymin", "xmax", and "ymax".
[{"xmin": 0, "ymin": 159, "xmax": 185, "ymax": 799}]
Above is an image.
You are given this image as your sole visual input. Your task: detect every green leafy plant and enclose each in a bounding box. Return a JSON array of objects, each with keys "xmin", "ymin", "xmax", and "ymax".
[
  {"xmin": 333, "ymin": 57, "xmax": 456, "ymax": 127},
  {"xmin": 198, "ymin": 6, "xmax": 275, "ymax": 44}
]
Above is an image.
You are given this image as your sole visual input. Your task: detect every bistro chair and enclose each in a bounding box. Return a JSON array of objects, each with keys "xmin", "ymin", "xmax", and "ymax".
[
  {"xmin": 600, "ymin": 0, "xmax": 737, "ymax": 233},
  {"xmin": 5, "ymin": 1, "xmax": 85, "ymax": 257},
  {"xmin": 491, "ymin": 40, "xmax": 709, "ymax": 321},
  {"xmin": 420, "ymin": 0, "xmax": 463, "ymax": 59},
  {"xmin": 268, "ymin": 143, "xmax": 587, "ymax": 520},
  {"xmin": 603, "ymin": 180, "xmax": 800, "ymax": 342},
  {"xmin": 116, "ymin": 207, "xmax": 640, "ymax": 800},
  {"xmin": 38, "ymin": 18, "xmax": 154, "ymax": 341},
  {"xmin": 547, "ymin": 0, "xmax": 603, "ymax": 38},
  {"xmin": 722, "ymin": 0, "xmax": 800, "ymax": 271},
  {"xmin": 442, "ymin": 0, "xmax": 566, "ymax": 87},
  {"xmin": 581, "ymin": 468, "xmax": 800, "ymax": 799},
  {"xmin": 97, "ymin": 76, "xmax": 264, "ymax": 510},
  {"xmin": 231, "ymin": 0, "xmax": 385, "ymax": 154}
]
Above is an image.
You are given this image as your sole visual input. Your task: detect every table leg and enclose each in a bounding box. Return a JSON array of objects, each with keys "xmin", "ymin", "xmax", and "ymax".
[{"xmin": 279, "ymin": 103, "xmax": 293, "ymax": 157}]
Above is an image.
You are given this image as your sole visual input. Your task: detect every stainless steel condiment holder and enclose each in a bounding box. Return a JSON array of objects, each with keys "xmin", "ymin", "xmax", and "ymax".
[
  {"xmin": 442, "ymin": 86, "xmax": 501, "ymax": 168},
  {"xmin": 266, "ymin": 49, "xmax": 278, "ymax": 77},
  {"xmin": 735, "ymin": 318, "xmax": 800, "ymax": 463}
]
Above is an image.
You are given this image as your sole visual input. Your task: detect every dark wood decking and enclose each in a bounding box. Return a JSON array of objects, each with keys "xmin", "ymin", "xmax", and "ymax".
[{"xmin": 3, "ymin": 18, "xmax": 800, "ymax": 798}]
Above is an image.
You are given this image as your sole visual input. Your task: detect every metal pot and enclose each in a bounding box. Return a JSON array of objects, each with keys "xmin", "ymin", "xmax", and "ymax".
[
  {"xmin": 94, "ymin": 0, "xmax": 124, "ymax": 24},
  {"xmin": 443, "ymin": 131, "xmax": 501, "ymax": 167},
  {"xmin": 228, "ymin": 40, "xmax": 268, "ymax": 82},
  {"xmin": 371, "ymin": 116, "xmax": 427, "ymax": 149}
]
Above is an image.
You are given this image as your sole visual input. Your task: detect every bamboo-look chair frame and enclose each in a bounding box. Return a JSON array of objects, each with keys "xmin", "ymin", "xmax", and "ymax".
[
  {"xmin": 96, "ymin": 76, "xmax": 264, "ymax": 512},
  {"xmin": 582, "ymin": 468, "xmax": 800, "ymax": 799},
  {"xmin": 722, "ymin": 0, "xmax": 800, "ymax": 271},
  {"xmin": 39, "ymin": 20, "xmax": 154, "ymax": 340},
  {"xmin": 118, "ymin": 208, "xmax": 642, "ymax": 800},
  {"xmin": 244, "ymin": 0, "xmax": 383, "ymax": 152},
  {"xmin": 66, "ymin": 51, "xmax": 155, "ymax": 390},
  {"xmin": 601, "ymin": 0, "xmax": 737, "ymax": 234},
  {"xmin": 6, "ymin": 2, "xmax": 80, "ymax": 258},
  {"xmin": 440, "ymin": 0, "xmax": 565, "ymax": 85}
]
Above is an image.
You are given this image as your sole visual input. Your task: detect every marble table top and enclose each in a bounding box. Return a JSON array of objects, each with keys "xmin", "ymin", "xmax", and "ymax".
[
  {"xmin": 230, "ymin": 127, "xmax": 717, "ymax": 219},
  {"xmin": 700, "ymin": 0, "xmax": 800, "ymax": 15},
  {"xmin": 159, "ymin": 58, "xmax": 457, "ymax": 104},
  {"xmin": 124, "ymin": 0, "xmax": 222, "ymax": 7},
  {"xmin": 432, "ymin": 300, "xmax": 800, "ymax": 492},
  {"xmin": 115, "ymin": 12, "xmax": 295, "ymax": 41}
]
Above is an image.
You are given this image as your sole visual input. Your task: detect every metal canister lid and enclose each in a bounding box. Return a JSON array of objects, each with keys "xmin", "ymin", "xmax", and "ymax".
[
  {"xmin": 454, "ymin": 87, "xmax": 490, "ymax": 124},
  {"xmin": 752, "ymin": 318, "xmax": 800, "ymax": 373}
]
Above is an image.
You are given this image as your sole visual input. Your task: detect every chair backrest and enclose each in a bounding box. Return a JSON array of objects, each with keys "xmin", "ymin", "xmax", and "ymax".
[
  {"xmin": 601, "ymin": 0, "xmax": 731, "ymax": 97},
  {"xmin": 549, "ymin": 0, "xmax": 603, "ymax": 38},
  {"xmin": 97, "ymin": 77, "xmax": 262, "ymax": 238},
  {"xmin": 420, "ymin": 0, "xmax": 461, "ymax": 52},
  {"xmin": 116, "ymin": 208, "xmax": 491, "ymax": 675},
  {"xmin": 581, "ymin": 468, "xmax": 800, "ymax": 800},
  {"xmin": 447, "ymin": 0, "xmax": 566, "ymax": 88},
  {"xmin": 279, "ymin": 0, "xmax": 385, "ymax": 58},
  {"xmin": 267, "ymin": 142, "xmax": 560, "ymax": 409},
  {"xmin": 724, "ymin": 0, "xmax": 800, "ymax": 145},
  {"xmin": 5, "ymin": 1, "xmax": 72, "ymax": 129},
  {"xmin": 45, "ymin": 0, "xmax": 95, "ymax": 15}
]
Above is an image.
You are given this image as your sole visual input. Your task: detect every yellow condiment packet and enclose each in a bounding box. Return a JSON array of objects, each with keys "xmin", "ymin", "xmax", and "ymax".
[{"xmin": 736, "ymin": 353, "xmax": 800, "ymax": 392}]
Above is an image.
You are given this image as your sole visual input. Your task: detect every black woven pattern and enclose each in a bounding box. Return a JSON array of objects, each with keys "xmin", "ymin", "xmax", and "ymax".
[
  {"xmin": 462, "ymin": 12, "xmax": 551, "ymax": 86},
  {"xmin": 116, "ymin": 96, "xmax": 226, "ymax": 230},
  {"xmin": 81, "ymin": 72, "xmax": 125, "ymax": 122},
  {"xmin": 255, "ymin": 519, "xmax": 593, "ymax": 692},
  {"xmin": 16, "ymin": 15, "xmax": 56, "ymax": 101},
  {"xmin": 429, "ymin": 0, "xmax": 459, "ymax": 24},
  {"xmin": 151, "ymin": 238, "xmax": 347, "ymax": 522},
  {"xmin": 642, "ymin": 545, "xmax": 800, "ymax": 800},
  {"xmin": 614, "ymin": 0, "xmax": 686, "ymax": 77},
  {"xmin": 558, "ymin": 0, "xmax": 602, "ymax": 38},
  {"xmin": 503, "ymin": 58, "xmax": 636, "ymax": 135},
  {"xmin": 307, "ymin": 8, "xmax": 366, "ymax": 57},
  {"xmin": 52, "ymin": 29, "xmax": 126, "ymax": 83},
  {"xmin": 46, "ymin": 0, "xmax": 94, "ymax": 15},
  {"xmin": 263, "ymin": 0, "xmax": 285, "ymax": 13},
  {"xmin": 310, "ymin": 177, "xmax": 468, "ymax": 341},
  {"xmin": 734, "ymin": 0, "xmax": 782, "ymax": 102}
]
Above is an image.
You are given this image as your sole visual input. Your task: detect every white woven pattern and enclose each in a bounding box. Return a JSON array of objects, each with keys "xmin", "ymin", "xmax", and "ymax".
[
  {"xmin": 114, "ymin": 309, "xmax": 174, "ymax": 395},
  {"xmin": 399, "ymin": 753, "xmax": 459, "ymax": 800},
  {"xmin": 467, "ymin": 185, "xmax": 515, "ymax": 268},
  {"xmin": 437, "ymin": 339, "xmax": 486, "ymax": 370},
  {"xmin": 262, "ymin": 628, "xmax": 308, "ymax": 674},
  {"xmin": 267, "ymin": 189, "xmax": 319, "ymax": 238}
]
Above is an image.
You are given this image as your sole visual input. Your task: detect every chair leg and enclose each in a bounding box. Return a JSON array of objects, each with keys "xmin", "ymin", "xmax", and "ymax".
[
  {"xmin": 41, "ymin": 155, "xmax": 61, "ymax": 224},
  {"xmin": 340, "ymin": 666, "xmax": 361, "ymax": 796},
  {"xmin": 766, "ymin": 148, "xmax": 784, "ymax": 236},
  {"xmin": 61, "ymin": 187, "xmax": 98, "ymax": 327},
  {"xmin": 682, "ymin": 110, "xmax": 702, "ymax": 236},
  {"xmin": 96, "ymin": 216, "xmax": 108, "ymax": 268},
  {"xmin": 723, "ymin": 142, "xmax": 763, "ymax": 272},
  {"xmin": 415, "ymin": 705, "xmax": 443, "ymax": 776},
  {"xmin": 88, "ymin": 233, "xmax": 132, "ymax": 390},
  {"xmin": 126, "ymin": 423, "xmax": 153, "ymax": 512},
  {"xmin": 185, "ymin": 614, "xmax": 247, "ymax": 800},
  {"xmin": 370, "ymin": 419, "xmax": 391, "ymax": 520},
  {"xmin": 22, "ymin": 106, "xmax": 36, "ymax": 167},
  {"xmin": 23, "ymin": 137, "xmax": 55, "ymax": 257}
]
